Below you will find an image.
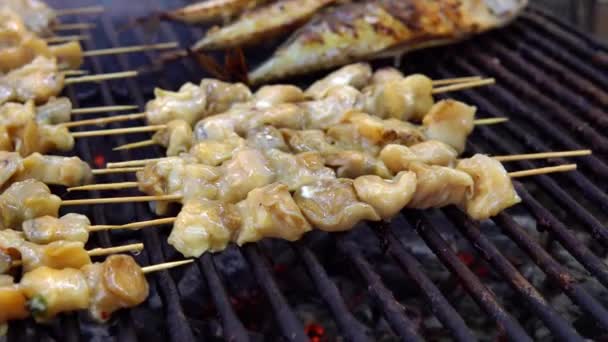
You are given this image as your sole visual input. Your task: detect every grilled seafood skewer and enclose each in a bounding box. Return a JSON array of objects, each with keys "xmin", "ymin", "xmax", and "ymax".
[
  {"xmin": 0, "ymin": 56, "xmax": 138, "ymax": 105},
  {"xmin": 73, "ymin": 155, "xmax": 575, "ymax": 258},
  {"xmin": 0, "ymin": 255, "xmax": 192, "ymax": 326}
]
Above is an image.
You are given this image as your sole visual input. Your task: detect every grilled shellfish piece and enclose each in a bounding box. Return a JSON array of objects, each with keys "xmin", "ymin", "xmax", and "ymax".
[
  {"xmin": 249, "ymin": 0, "xmax": 527, "ymax": 83},
  {"xmin": 193, "ymin": 0, "xmax": 337, "ymax": 51}
]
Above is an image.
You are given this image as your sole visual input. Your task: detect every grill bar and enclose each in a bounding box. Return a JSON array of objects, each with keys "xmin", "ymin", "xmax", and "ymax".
[
  {"xmin": 383, "ymin": 227, "xmax": 476, "ymax": 342},
  {"xmin": 410, "ymin": 213, "xmax": 533, "ymax": 341},
  {"xmin": 514, "ymin": 184, "xmax": 608, "ymax": 288},
  {"xmin": 494, "ymin": 212, "xmax": 608, "ymax": 330},
  {"xmin": 442, "ymin": 208, "xmax": 583, "ymax": 341},
  {"xmin": 198, "ymin": 255, "xmax": 250, "ymax": 342},
  {"xmin": 242, "ymin": 245, "xmax": 307, "ymax": 342},
  {"xmin": 294, "ymin": 242, "xmax": 372, "ymax": 342},
  {"xmin": 337, "ymin": 238, "xmax": 425, "ymax": 341}
]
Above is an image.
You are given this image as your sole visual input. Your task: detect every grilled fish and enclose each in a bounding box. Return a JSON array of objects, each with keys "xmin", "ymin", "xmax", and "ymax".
[{"xmin": 248, "ymin": 0, "xmax": 527, "ymax": 83}]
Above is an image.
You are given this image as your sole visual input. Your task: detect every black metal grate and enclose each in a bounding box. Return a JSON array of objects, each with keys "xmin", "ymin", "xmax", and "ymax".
[{"xmin": 6, "ymin": 2, "xmax": 608, "ymax": 341}]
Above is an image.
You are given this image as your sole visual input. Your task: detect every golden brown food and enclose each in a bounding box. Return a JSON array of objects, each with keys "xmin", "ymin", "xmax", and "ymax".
[
  {"xmin": 363, "ymin": 74, "xmax": 434, "ymax": 122},
  {"xmin": 422, "ymin": 100, "xmax": 476, "ymax": 154},
  {"xmin": 0, "ymin": 56, "xmax": 64, "ymax": 105},
  {"xmin": 21, "ymin": 266, "xmax": 90, "ymax": 321},
  {"xmin": 3, "ymin": 0, "xmax": 57, "ymax": 36},
  {"xmin": 456, "ymin": 154, "xmax": 521, "ymax": 220},
  {"xmin": 253, "ymin": 84, "xmax": 305, "ymax": 108},
  {"xmin": 370, "ymin": 67, "xmax": 404, "ymax": 85},
  {"xmin": 168, "ymin": 200, "xmax": 241, "ymax": 256},
  {"xmin": 407, "ymin": 162, "xmax": 473, "ymax": 209},
  {"xmin": 249, "ymin": 0, "xmax": 527, "ymax": 83},
  {"xmin": 0, "ymin": 283, "xmax": 29, "ymax": 324},
  {"xmin": 13, "ymin": 153, "xmax": 92, "ymax": 186},
  {"xmin": 0, "ymin": 179, "xmax": 61, "ymax": 229},
  {"xmin": 353, "ymin": 171, "xmax": 417, "ymax": 219},
  {"xmin": 152, "ymin": 119, "xmax": 194, "ymax": 156},
  {"xmin": 379, "ymin": 141, "xmax": 459, "ymax": 173},
  {"xmin": 236, "ymin": 182, "xmax": 312, "ymax": 244},
  {"xmin": 22, "ymin": 213, "xmax": 90, "ymax": 244},
  {"xmin": 305, "ymin": 63, "xmax": 372, "ymax": 99},
  {"xmin": 324, "ymin": 150, "xmax": 391, "ymax": 178},
  {"xmin": 294, "ymin": 178, "xmax": 380, "ymax": 231},
  {"xmin": 145, "ymin": 83, "xmax": 207, "ymax": 126},
  {"xmin": 246, "ymin": 125, "xmax": 289, "ymax": 151},
  {"xmin": 194, "ymin": 0, "xmax": 336, "ymax": 51},
  {"xmin": 188, "ymin": 137, "xmax": 246, "ymax": 166},
  {"xmin": 266, "ymin": 149, "xmax": 335, "ymax": 190},
  {"xmin": 0, "ymin": 151, "xmax": 22, "ymax": 188},
  {"xmin": 217, "ymin": 148, "xmax": 275, "ymax": 202},
  {"xmin": 34, "ymin": 97, "xmax": 72, "ymax": 124},
  {"xmin": 82, "ymin": 255, "xmax": 149, "ymax": 322}
]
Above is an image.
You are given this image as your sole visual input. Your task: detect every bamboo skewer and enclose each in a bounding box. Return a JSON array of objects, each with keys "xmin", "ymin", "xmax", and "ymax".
[
  {"xmin": 493, "ymin": 150, "xmax": 592, "ymax": 162},
  {"xmin": 473, "ymin": 117, "xmax": 508, "ymax": 125},
  {"xmin": 70, "ymin": 164, "xmax": 578, "ymax": 195},
  {"xmin": 68, "ymin": 182, "xmax": 139, "ymax": 192},
  {"xmin": 71, "ymin": 124, "xmax": 165, "ymax": 138},
  {"xmin": 83, "ymin": 42, "xmax": 179, "ymax": 57},
  {"xmin": 87, "ymin": 243, "xmax": 144, "ymax": 256},
  {"xmin": 11, "ymin": 243, "xmax": 144, "ymax": 267},
  {"xmin": 53, "ymin": 23, "xmax": 96, "ymax": 31},
  {"xmin": 107, "ymin": 159, "xmax": 164, "ymax": 168},
  {"xmin": 61, "ymin": 194, "xmax": 183, "ymax": 206},
  {"xmin": 56, "ymin": 6, "xmax": 105, "ymax": 16},
  {"xmin": 89, "ymin": 217, "xmax": 177, "ymax": 232},
  {"xmin": 62, "ymin": 70, "xmax": 88, "ymax": 76},
  {"xmin": 92, "ymin": 167, "xmax": 144, "ymax": 175},
  {"xmin": 431, "ymin": 76, "xmax": 482, "ymax": 86},
  {"xmin": 71, "ymin": 105, "xmax": 138, "ymax": 115},
  {"xmin": 113, "ymin": 139, "xmax": 156, "ymax": 151},
  {"xmin": 432, "ymin": 78, "xmax": 495, "ymax": 94},
  {"xmin": 142, "ymin": 259, "xmax": 194, "ymax": 274},
  {"xmin": 45, "ymin": 34, "xmax": 90, "ymax": 43},
  {"xmin": 62, "ymin": 113, "xmax": 146, "ymax": 128},
  {"xmin": 65, "ymin": 71, "xmax": 138, "ymax": 85},
  {"xmin": 508, "ymin": 164, "xmax": 577, "ymax": 178}
]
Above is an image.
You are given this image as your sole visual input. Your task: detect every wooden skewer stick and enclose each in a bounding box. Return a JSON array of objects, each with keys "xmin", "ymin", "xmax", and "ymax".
[
  {"xmin": 142, "ymin": 259, "xmax": 194, "ymax": 274},
  {"xmin": 431, "ymin": 76, "xmax": 482, "ymax": 86},
  {"xmin": 68, "ymin": 182, "xmax": 139, "ymax": 192},
  {"xmin": 92, "ymin": 166, "xmax": 144, "ymax": 175},
  {"xmin": 62, "ymin": 194, "xmax": 182, "ymax": 206},
  {"xmin": 473, "ymin": 117, "xmax": 508, "ymax": 125},
  {"xmin": 113, "ymin": 139, "xmax": 156, "ymax": 151},
  {"xmin": 508, "ymin": 164, "xmax": 577, "ymax": 178},
  {"xmin": 71, "ymin": 124, "xmax": 164, "ymax": 138},
  {"xmin": 11, "ymin": 242, "xmax": 144, "ymax": 267},
  {"xmin": 107, "ymin": 158, "xmax": 164, "ymax": 168},
  {"xmin": 53, "ymin": 23, "xmax": 96, "ymax": 31},
  {"xmin": 45, "ymin": 34, "xmax": 90, "ymax": 43},
  {"xmin": 62, "ymin": 70, "xmax": 88, "ymax": 76},
  {"xmin": 71, "ymin": 105, "xmax": 138, "ymax": 115},
  {"xmin": 83, "ymin": 42, "xmax": 179, "ymax": 57},
  {"xmin": 65, "ymin": 70, "xmax": 138, "ymax": 85},
  {"xmin": 494, "ymin": 150, "xmax": 592, "ymax": 162},
  {"xmin": 56, "ymin": 6, "xmax": 105, "ymax": 16},
  {"xmin": 63, "ymin": 113, "xmax": 146, "ymax": 128},
  {"xmin": 88, "ymin": 217, "xmax": 177, "ymax": 232},
  {"xmin": 87, "ymin": 243, "xmax": 144, "ymax": 257},
  {"xmin": 432, "ymin": 78, "xmax": 495, "ymax": 94}
]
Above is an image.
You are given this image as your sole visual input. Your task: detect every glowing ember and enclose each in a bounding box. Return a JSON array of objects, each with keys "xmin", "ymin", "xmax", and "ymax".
[{"xmin": 94, "ymin": 154, "xmax": 106, "ymax": 168}]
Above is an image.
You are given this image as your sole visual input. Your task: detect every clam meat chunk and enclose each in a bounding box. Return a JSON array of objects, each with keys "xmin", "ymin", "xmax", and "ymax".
[
  {"xmin": 151, "ymin": 119, "xmax": 193, "ymax": 156},
  {"xmin": 236, "ymin": 183, "xmax": 312, "ymax": 245},
  {"xmin": 22, "ymin": 213, "xmax": 90, "ymax": 244},
  {"xmin": 353, "ymin": 171, "xmax": 417, "ymax": 219},
  {"xmin": 407, "ymin": 162, "xmax": 473, "ymax": 209},
  {"xmin": 0, "ymin": 179, "xmax": 61, "ymax": 229},
  {"xmin": 294, "ymin": 178, "xmax": 380, "ymax": 232},
  {"xmin": 456, "ymin": 154, "xmax": 521, "ymax": 220},
  {"xmin": 423, "ymin": 100, "xmax": 476, "ymax": 154}
]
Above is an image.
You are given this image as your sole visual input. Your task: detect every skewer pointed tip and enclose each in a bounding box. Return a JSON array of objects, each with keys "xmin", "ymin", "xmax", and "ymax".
[
  {"xmin": 508, "ymin": 164, "xmax": 577, "ymax": 179},
  {"xmin": 142, "ymin": 259, "xmax": 195, "ymax": 274}
]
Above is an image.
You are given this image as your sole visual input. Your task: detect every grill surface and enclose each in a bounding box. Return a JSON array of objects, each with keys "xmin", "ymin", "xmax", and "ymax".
[{"xmin": 5, "ymin": 1, "xmax": 608, "ymax": 341}]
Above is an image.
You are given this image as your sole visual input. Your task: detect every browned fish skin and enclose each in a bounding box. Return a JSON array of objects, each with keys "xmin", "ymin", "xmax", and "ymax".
[
  {"xmin": 249, "ymin": 0, "xmax": 527, "ymax": 83},
  {"xmin": 193, "ymin": 0, "xmax": 337, "ymax": 51},
  {"xmin": 165, "ymin": 0, "xmax": 269, "ymax": 24}
]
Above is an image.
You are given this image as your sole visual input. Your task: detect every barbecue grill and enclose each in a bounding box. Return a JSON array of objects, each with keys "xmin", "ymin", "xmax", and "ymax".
[{"xmin": 5, "ymin": 1, "xmax": 608, "ymax": 341}]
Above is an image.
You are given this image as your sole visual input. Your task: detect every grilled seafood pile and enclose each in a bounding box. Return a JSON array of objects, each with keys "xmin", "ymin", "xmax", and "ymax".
[
  {"xmin": 0, "ymin": 98, "xmax": 74, "ymax": 155},
  {"xmin": 0, "ymin": 8, "xmax": 83, "ymax": 72},
  {"xmin": 153, "ymin": 0, "xmax": 527, "ymax": 82}
]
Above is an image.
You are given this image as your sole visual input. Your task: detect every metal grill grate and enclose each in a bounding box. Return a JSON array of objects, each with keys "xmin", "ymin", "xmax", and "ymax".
[{"xmin": 6, "ymin": 2, "xmax": 608, "ymax": 341}]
